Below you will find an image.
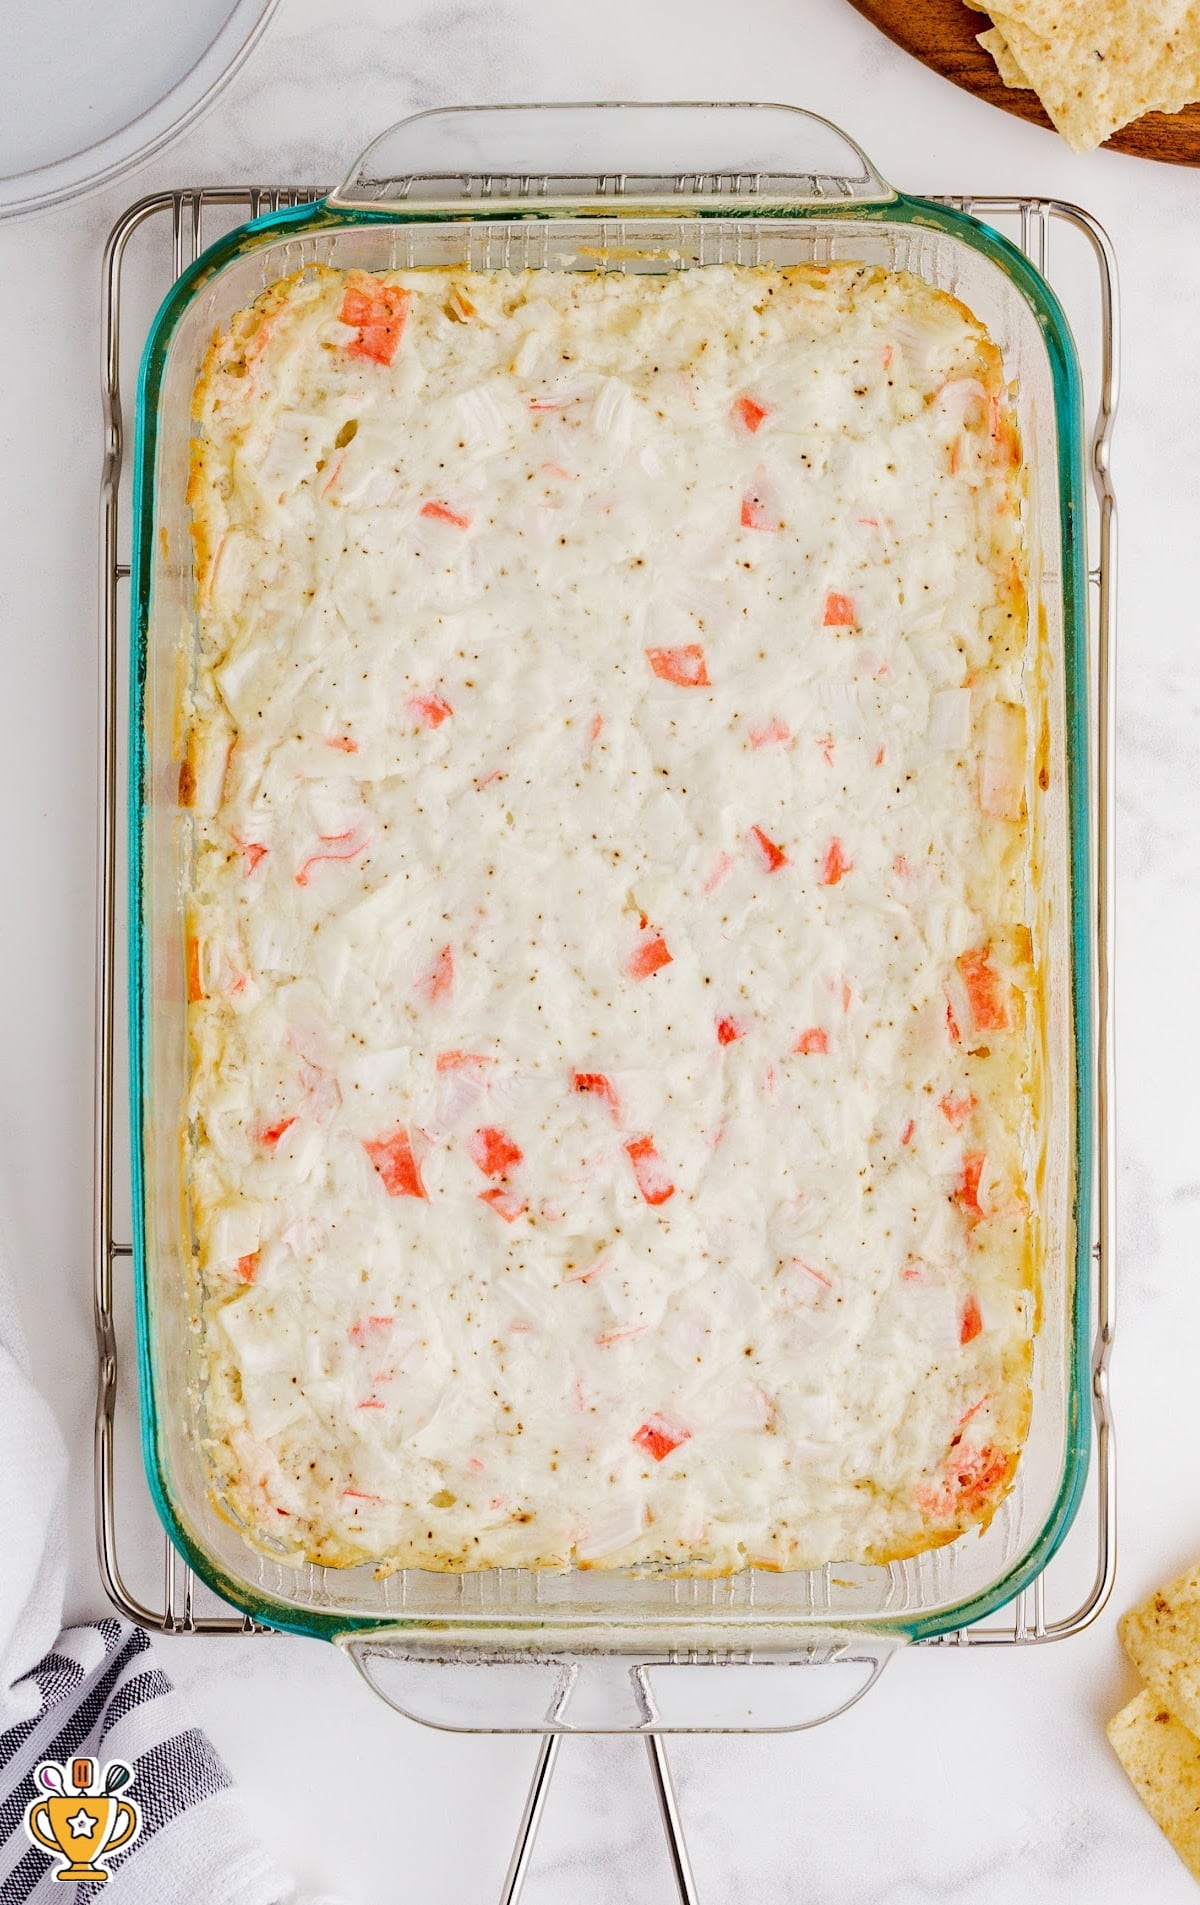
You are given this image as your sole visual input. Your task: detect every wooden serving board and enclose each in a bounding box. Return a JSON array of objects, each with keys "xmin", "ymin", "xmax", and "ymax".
[{"xmin": 846, "ymin": 0, "xmax": 1200, "ymax": 164}]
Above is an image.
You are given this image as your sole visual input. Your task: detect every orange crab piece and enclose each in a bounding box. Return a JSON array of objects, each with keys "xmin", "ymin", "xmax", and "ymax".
[
  {"xmin": 625, "ymin": 930, "xmax": 672, "ymax": 981},
  {"xmin": 957, "ymin": 948, "xmax": 1010, "ymax": 1033},
  {"xmin": 625, "ymin": 1135, "xmax": 675, "ymax": 1206},
  {"xmin": 954, "ymin": 1153, "xmax": 987, "ymax": 1225},
  {"xmin": 573, "ymin": 1071, "xmax": 621, "ymax": 1119},
  {"xmin": 960, "ymin": 1295, "xmax": 984, "ymax": 1344},
  {"xmin": 420, "ymin": 499, "xmax": 471, "ymax": 529},
  {"xmin": 820, "ymin": 838, "xmax": 853, "ymax": 886},
  {"xmin": 823, "ymin": 592, "xmax": 857, "ymax": 627},
  {"xmin": 364, "ymin": 1127, "xmax": 427, "ymax": 1199},
  {"xmin": 469, "ymin": 1126, "xmax": 523, "ymax": 1179},
  {"xmin": 645, "ymin": 644, "xmax": 710, "ymax": 687},
  {"xmin": 749, "ymin": 825, "xmax": 788, "ymax": 873},
  {"xmin": 733, "ymin": 395, "xmax": 769, "ymax": 433},
  {"xmin": 633, "ymin": 1415, "xmax": 690, "ymax": 1462},
  {"xmin": 339, "ymin": 276, "xmax": 409, "ymax": 365}
]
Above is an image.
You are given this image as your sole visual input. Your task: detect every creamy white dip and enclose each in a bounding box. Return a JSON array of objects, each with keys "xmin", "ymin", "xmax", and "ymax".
[{"xmin": 185, "ymin": 261, "xmax": 1036, "ymax": 1572}]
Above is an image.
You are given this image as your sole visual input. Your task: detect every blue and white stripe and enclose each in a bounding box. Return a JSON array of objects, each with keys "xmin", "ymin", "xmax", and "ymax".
[{"xmin": 0, "ymin": 1620, "xmax": 230, "ymax": 1904}]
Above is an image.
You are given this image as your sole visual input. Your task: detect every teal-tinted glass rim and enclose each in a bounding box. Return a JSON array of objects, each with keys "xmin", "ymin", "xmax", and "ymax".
[{"xmin": 128, "ymin": 189, "xmax": 1093, "ymax": 1647}]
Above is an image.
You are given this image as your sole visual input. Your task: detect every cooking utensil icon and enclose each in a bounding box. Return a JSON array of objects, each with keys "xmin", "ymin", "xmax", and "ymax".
[{"xmin": 26, "ymin": 1760, "xmax": 140, "ymax": 1882}]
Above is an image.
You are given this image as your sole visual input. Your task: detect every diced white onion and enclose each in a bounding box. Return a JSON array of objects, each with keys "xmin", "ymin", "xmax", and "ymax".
[
  {"xmin": 934, "ymin": 376, "xmax": 987, "ymax": 425},
  {"xmin": 209, "ymin": 528, "xmax": 259, "ymax": 615},
  {"xmin": 456, "ymin": 384, "xmax": 509, "ymax": 447},
  {"xmin": 979, "ymin": 699, "xmax": 1026, "ymax": 820},
  {"xmin": 243, "ymin": 1373, "xmax": 313, "ymax": 1440},
  {"xmin": 928, "ymin": 687, "xmax": 971, "ymax": 751},
  {"xmin": 206, "ymin": 1200, "xmax": 262, "ymax": 1269},
  {"xmin": 592, "ymin": 377, "xmax": 636, "ymax": 443},
  {"xmin": 575, "ymin": 1494, "xmax": 647, "ymax": 1561},
  {"xmin": 256, "ymin": 411, "xmax": 323, "ymax": 491},
  {"xmin": 434, "ymin": 1064, "xmax": 486, "ymax": 1128},
  {"xmin": 341, "ymin": 1046, "xmax": 414, "ymax": 1103},
  {"xmin": 723, "ymin": 1384, "xmax": 774, "ymax": 1431},
  {"xmin": 189, "ymin": 709, "xmax": 234, "ymax": 815}
]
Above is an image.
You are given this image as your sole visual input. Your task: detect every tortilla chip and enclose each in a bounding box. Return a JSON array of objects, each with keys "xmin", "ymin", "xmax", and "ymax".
[
  {"xmin": 979, "ymin": 25, "xmax": 1035, "ymax": 90},
  {"xmin": 1108, "ymin": 1689, "xmax": 1200, "ymax": 1881},
  {"xmin": 984, "ymin": 0, "xmax": 1200, "ymax": 151},
  {"xmin": 1121, "ymin": 1563, "xmax": 1200, "ymax": 1740}
]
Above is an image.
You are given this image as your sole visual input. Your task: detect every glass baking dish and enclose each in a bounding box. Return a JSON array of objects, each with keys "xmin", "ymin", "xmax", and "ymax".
[{"xmin": 128, "ymin": 104, "xmax": 1094, "ymax": 1729}]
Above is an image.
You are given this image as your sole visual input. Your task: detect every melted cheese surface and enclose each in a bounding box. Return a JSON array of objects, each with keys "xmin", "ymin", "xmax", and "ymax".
[{"xmin": 185, "ymin": 262, "xmax": 1036, "ymax": 1573}]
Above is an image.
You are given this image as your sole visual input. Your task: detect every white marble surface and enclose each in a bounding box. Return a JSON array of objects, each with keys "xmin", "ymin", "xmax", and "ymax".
[{"xmin": 0, "ymin": 0, "xmax": 1194, "ymax": 1897}]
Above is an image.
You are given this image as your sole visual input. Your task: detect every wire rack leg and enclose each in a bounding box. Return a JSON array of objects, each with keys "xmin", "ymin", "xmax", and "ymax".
[
  {"xmin": 497, "ymin": 1734, "xmax": 700, "ymax": 1905},
  {"xmin": 498, "ymin": 1735, "xmax": 561, "ymax": 1905},
  {"xmin": 645, "ymin": 1734, "xmax": 700, "ymax": 1905}
]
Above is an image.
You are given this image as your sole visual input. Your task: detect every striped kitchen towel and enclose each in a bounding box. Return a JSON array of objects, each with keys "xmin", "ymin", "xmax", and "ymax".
[{"xmin": 0, "ymin": 1239, "xmax": 343, "ymax": 1905}]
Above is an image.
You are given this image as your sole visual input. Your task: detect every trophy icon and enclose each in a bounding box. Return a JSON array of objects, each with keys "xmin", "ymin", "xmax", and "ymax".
[{"xmin": 25, "ymin": 1757, "xmax": 140, "ymax": 1883}]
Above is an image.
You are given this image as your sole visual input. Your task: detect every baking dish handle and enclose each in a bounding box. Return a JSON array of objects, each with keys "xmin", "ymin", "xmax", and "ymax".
[
  {"xmin": 326, "ymin": 102, "xmax": 894, "ymax": 215},
  {"xmin": 337, "ymin": 1631, "xmax": 903, "ymax": 1733}
]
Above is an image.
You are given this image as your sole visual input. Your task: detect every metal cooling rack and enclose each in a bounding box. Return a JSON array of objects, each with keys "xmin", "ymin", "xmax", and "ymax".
[{"xmin": 95, "ymin": 183, "xmax": 1117, "ymax": 1900}]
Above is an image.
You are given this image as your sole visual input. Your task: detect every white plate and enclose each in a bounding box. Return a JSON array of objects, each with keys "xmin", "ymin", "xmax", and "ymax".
[{"xmin": 0, "ymin": 0, "xmax": 279, "ymax": 220}]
